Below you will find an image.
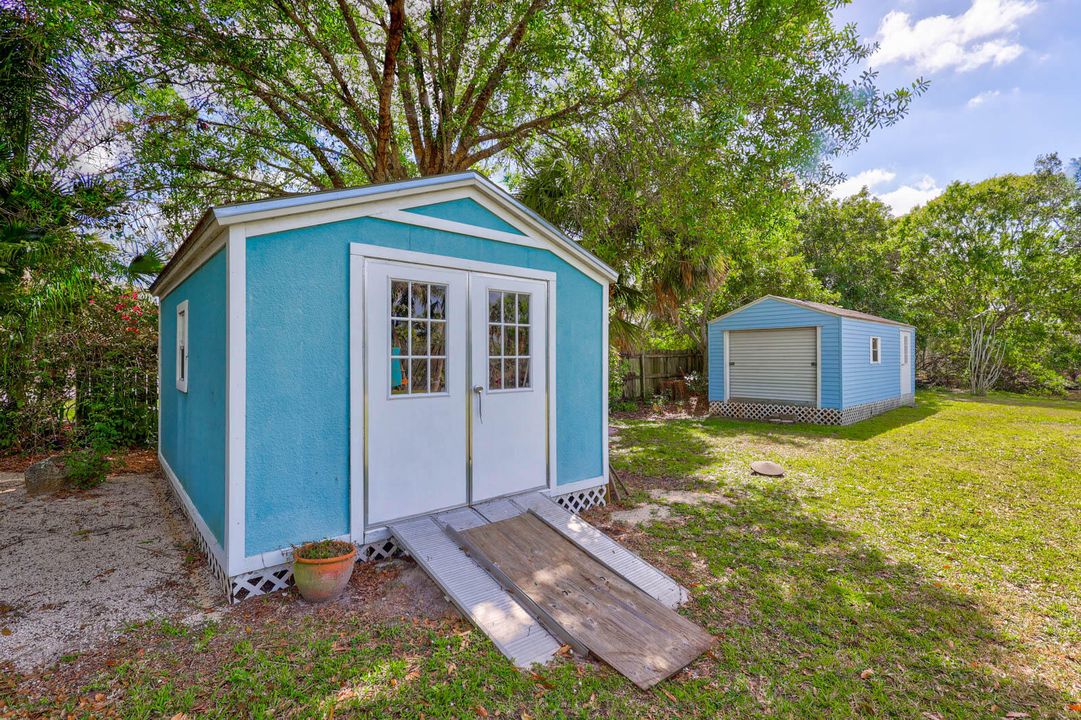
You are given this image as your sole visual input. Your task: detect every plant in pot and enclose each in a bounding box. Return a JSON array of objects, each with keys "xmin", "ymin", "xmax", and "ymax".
[{"xmin": 291, "ymin": 539, "xmax": 357, "ymax": 602}]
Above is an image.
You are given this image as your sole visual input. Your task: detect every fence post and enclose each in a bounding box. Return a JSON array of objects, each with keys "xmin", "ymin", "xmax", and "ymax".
[{"xmin": 638, "ymin": 353, "xmax": 646, "ymax": 401}]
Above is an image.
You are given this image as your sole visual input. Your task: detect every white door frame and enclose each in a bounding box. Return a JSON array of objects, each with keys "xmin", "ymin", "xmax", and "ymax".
[
  {"xmin": 899, "ymin": 329, "xmax": 913, "ymax": 395},
  {"xmin": 349, "ymin": 243, "xmax": 557, "ymax": 542}
]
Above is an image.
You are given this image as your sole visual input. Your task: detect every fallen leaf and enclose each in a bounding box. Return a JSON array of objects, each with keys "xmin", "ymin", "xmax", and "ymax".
[
  {"xmin": 921, "ymin": 713, "xmax": 944, "ymax": 720},
  {"xmin": 1068, "ymin": 704, "xmax": 1081, "ymax": 712},
  {"xmin": 169, "ymin": 714, "xmax": 189, "ymax": 720},
  {"xmin": 474, "ymin": 705, "xmax": 489, "ymax": 717},
  {"xmin": 860, "ymin": 669, "xmax": 875, "ymax": 680},
  {"xmin": 662, "ymin": 689, "xmax": 678, "ymax": 702},
  {"xmin": 446, "ymin": 662, "xmax": 457, "ymax": 676},
  {"xmin": 1004, "ymin": 713, "xmax": 1030, "ymax": 719}
]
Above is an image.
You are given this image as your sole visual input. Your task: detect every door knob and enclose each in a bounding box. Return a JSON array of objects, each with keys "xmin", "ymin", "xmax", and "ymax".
[{"xmin": 473, "ymin": 385, "xmax": 483, "ymax": 419}]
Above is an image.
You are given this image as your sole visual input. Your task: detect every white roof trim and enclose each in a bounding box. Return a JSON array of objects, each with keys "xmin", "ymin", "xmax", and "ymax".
[
  {"xmin": 709, "ymin": 295, "xmax": 914, "ymax": 328},
  {"xmin": 153, "ymin": 172, "xmax": 615, "ymax": 293}
]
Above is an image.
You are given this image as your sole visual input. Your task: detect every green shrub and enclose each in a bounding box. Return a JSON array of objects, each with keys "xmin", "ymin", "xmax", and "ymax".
[{"xmin": 64, "ymin": 449, "xmax": 111, "ymax": 489}]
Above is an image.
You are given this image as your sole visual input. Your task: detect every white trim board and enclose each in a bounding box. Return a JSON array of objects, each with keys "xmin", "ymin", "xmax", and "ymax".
[
  {"xmin": 159, "ymin": 452, "xmax": 227, "ymax": 568},
  {"xmin": 225, "ymin": 225, "xmax": 247, "ymax": 577},
  {"xmin": 544, "ymin": 475, "xmax": 607, "ymax": 496},
  {"xmin": 153, "ymin": 173, "xmax": 616, "ymax": 296}
]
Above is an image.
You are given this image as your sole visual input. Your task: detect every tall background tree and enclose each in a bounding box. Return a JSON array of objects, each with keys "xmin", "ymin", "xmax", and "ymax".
[{"xmin": 892, "ymin": 156, "xmax": 1081, "ymax": 394}]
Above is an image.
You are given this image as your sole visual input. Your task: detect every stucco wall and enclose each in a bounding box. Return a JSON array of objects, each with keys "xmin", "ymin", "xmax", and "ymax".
[
  {"xmin": 159, "ymin": 249, "xmax": 227, "ymax": 546},
  {"xmin": 707, "ymin": 298, "xmax": 842, "ymax": 409},
  {"xmin": 244, "ymin": 204, "xmax": 605, "ymax": 555}
]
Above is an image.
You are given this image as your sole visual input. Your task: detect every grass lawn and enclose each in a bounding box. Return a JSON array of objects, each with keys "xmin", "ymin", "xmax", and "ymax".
[{"xmin": 3, "ymin": 390, "xmax": 1079, "ymax": 718}]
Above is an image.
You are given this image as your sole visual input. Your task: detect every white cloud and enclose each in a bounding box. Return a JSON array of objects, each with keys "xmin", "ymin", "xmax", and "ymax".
[
  {"xmin": 832, "ymin": 170, "xmax": 943, "ymax": 215},
  {"xmin": 871, "ymin": 0, "xmax": 1038, "ymax": 73},
  {"xmin": 966, "ymin": 89, "xmax": 1001, "ymax": 108},
  {"xmin": 830, "ymin": 168, "xmax": 896, "ymax": 199},
  {"xmin": 878, "ymin": 176, "xmax": 944, "ymax": 214}
]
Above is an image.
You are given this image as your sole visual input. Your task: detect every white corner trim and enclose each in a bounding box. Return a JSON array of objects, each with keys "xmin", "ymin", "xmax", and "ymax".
[
  {"xmin": 544, "ymin": 475, "xmax": 607, "ymax": 496},
  {"xmin": 601, "ymin": 281, "xmax": 609, "ymax": 487},
  {"xmin": 175, "ymin": 300, "xmax": 189, "ymax": 393},
  {"xmin": 225, "ymin": 225, "xmax": 247, "ymax": 576},
  {"xmin": 348, "ymin": 252, "xmax": 365, "ymax": 542},
  {"xmin": 723, "ymin": 330, "xmax": 730, "ymax": 401},
  {"xmin": 815, "ymin": 325, "xmax": 822, "ymax": 408},
  {"xmin": 159, "ymin": 452, "xmax": 227, "ymax": 568}
]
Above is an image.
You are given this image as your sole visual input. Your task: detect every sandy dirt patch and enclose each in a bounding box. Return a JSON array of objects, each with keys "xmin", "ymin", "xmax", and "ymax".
[
  {"xmin": 609, "ymin": 488, "xmax": 735, "ymax": 526},
  {"xmin": 0, "ymin": 471, "xmax": 219, "ymax": 671}
]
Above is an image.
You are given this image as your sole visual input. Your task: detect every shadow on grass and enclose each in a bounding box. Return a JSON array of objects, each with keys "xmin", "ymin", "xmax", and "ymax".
[
  {"xmin": 612, "ymin": 394, "xmax": 946, "ymax": 479},
  {"xmin": 636, "ymin": 479, "xmax": 1070, "ymax": 717}
]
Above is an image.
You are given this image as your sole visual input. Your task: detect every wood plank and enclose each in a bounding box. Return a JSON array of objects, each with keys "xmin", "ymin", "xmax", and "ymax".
[
  {"xmin": 462, "ymin": 513, "xmax": 714, "ymax": 689},
  {"xmin": 512, "ymin": 492, "xmax": 689, "ymax": 608},
  {"xmin": 389, "ymin": 516, "xmax": 561, "ymax": 668}
]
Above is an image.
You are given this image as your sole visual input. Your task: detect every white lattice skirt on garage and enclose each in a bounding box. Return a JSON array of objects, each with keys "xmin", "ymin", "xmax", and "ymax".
[{"xmin": 709, "ymin": 394, "xmax": 915, "ymax": 426}]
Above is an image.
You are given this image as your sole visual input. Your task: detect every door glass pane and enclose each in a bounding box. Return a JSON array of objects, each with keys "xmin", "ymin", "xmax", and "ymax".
[
  {"xmin": 411, "ymin": 359, "xmax": 428, "ymax": 393},
  {"xmin": 391, "ymin": 281, "xmax": 409, "ymax": 318},
  {"xmin": 389, "ymin": 280, "xmax": 448, "ymax": 396},
  {"xmin": 430, "ymin": 321, "xmax": 446, "ymax": 356},
  {"xmin": 410, "ymin": 320, "xmax": 428, "ymax": 356},
  {"xmin": 391, "ymin": 356, "xmax": 409, "ymax": 395},
  {"xmin": 486, "ymin": 290, "xmax": 532, "ymax": 391},
  {"xmin": 517, "ymin": 358, "xmax": 530, "ymax": 388},
  {"xmin": 391, "ymin": 320, "xmax": 408, "ymax": 356},
  {"xmin": 503, "ymin": 326, "xmax": 516, "ymax": 356},
  {"xmin": 430, "ymin": 359, "xmax": 446, "ymax": 393},
  {"xmin": 503, "ymin": 359, "xmax": 516, "ymax": 389},
  {"xmin": 503, "ymin": 293, "xmax": 517, "ymax": 323},
  {"xmin": 429, "ymin": 284, "xmax": 446, "ymax": 319},
  {"xmin": 410, "ymin": 282, "xmax": 428, "ymax": 318}
]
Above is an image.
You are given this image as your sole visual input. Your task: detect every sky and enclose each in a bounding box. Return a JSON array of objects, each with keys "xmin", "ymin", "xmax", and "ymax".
[{"xmin": 829, "ymin": 0, "xmax": 1080, "ymax": 214}]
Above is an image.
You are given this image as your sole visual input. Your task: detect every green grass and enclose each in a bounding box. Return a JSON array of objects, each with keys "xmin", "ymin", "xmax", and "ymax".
[{"xmin": 3, "ymin": 390, "xmax": 1078, "ymax": 719}]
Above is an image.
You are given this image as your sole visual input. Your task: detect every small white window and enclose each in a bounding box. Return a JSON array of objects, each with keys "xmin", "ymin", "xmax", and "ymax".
[
  {"xmin": 176, "ymin": 300, "xmax": 189, "ymax": 392},
  {"xmin": 869, "ymin": 336, "xmax": 881, "ymax": 364}
]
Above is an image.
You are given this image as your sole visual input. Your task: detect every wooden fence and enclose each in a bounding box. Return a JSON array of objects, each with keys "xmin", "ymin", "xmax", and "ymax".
[{"xmin": 617, "ymin": 350, "xmax": 704, "ymax": 401}]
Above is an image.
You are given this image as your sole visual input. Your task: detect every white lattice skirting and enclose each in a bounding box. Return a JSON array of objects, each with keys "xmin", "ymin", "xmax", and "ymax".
[
  {"xmin": 551, "ymin": 485, "xmax": 608, "ymax": 513},
  {"xmin": 710, "ymin": 394, "xmax": 915, "ymax": 426},
  {"xmin": 224, "ymin": 537, "xmax": 406, "ymax": 603}
]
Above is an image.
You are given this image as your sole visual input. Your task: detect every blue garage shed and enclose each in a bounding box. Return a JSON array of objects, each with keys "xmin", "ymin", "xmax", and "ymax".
[
  {"xmin": 150, "ymin": 172, "xmax": 617, "ymax": 601},
  {"xmin": 707, "ymin": 296, "xmax": 915, "ymax": 425}
]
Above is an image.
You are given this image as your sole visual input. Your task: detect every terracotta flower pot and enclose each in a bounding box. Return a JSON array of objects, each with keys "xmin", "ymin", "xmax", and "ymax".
[{"xmin": 292, "ymin": 542, "xmax": 357, "ymax": 603}]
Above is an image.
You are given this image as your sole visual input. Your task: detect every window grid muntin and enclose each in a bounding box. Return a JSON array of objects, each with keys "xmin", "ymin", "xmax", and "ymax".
[
  {"xmin": 390, "ymin": 279, "xmax": 448, "ymax": 396},
  {"xmin": 487, "ymin": 290, "xmax": 531, "ymax": 391}
]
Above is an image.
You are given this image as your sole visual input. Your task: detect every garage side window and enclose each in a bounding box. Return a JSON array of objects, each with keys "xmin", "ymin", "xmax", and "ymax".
[
  {"xmin": 869, "ymin": 336, "xmax": 881, "ymax": 364},
  {"xmin": 389, "ymin": 280, "xmax": 448, "ymax": 396},
  {"xmin": 176, "ymin": 300, "xmax": 189, "ymax": 393},
  {"xmin": 487, "ymin": 290, "xmax": 531, "ymax": 391}
]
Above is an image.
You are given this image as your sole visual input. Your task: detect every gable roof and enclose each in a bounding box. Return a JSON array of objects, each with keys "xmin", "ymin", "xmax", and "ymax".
[
  {"xmin": 150, "ymin": 171, "xmax": 616, "ymax": 294},
  {"xmin": 710, "ymin": 295, "xmax": 913, "ymax": 328}
]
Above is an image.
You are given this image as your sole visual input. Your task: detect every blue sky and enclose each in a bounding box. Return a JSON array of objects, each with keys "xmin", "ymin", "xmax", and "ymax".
[{"xmin": 830, "ymin": 0, "xmax": 1080, "ymax": 213}]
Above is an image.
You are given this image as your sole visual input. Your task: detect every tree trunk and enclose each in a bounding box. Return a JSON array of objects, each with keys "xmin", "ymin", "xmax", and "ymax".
[{"xmin": 968, "ymin": 314, "xmax": 1005, "ymax": 395}]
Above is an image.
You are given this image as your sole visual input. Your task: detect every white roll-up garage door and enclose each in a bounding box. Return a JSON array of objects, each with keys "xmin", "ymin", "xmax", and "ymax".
[{"xmin": 728, "ymin": 328, "xmax": 817, "ymax": 405}]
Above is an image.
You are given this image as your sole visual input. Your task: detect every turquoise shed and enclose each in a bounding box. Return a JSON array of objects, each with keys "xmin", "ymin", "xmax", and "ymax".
[
  {"xmin": 150, "ymin": 172, "xmax": 617, "ymax": 601},
  {"xmin": 707, "ymin": 296, "xmax": 915, "ymax": 425}
]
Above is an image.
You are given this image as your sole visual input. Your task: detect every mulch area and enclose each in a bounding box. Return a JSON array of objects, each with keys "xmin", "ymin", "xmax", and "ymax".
[{"xmin": 0, "ymin": 448, "xmax": 159, "ymax": 476}]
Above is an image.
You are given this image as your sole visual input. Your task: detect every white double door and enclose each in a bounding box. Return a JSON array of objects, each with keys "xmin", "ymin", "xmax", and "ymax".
[{"xmin": 364, "ymin": 260, "xmax": 549, "ymax": 526}]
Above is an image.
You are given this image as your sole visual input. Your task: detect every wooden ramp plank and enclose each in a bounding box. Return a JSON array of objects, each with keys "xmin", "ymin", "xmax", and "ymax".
[
  {"xmin": 512, "ymin": 492, "xmax": 689, "ymax": 608},
  {"xmin": 389, "ymin": 516, "xmax": 561, "ymax": 668},
  {"xmin": 462, "ymin": 513, "xmax": 714, "ymax": 689}
]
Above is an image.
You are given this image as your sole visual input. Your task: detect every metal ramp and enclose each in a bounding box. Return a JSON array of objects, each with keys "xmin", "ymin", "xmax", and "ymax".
[{"xmin": 388, "ymin": 491, "xmax": 694, "ymax": 672}]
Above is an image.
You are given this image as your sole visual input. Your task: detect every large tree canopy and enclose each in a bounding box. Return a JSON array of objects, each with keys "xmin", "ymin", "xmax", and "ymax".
[{"xmin": 82, "ymin": 0, "xmax": 923, "ymax": 243}]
